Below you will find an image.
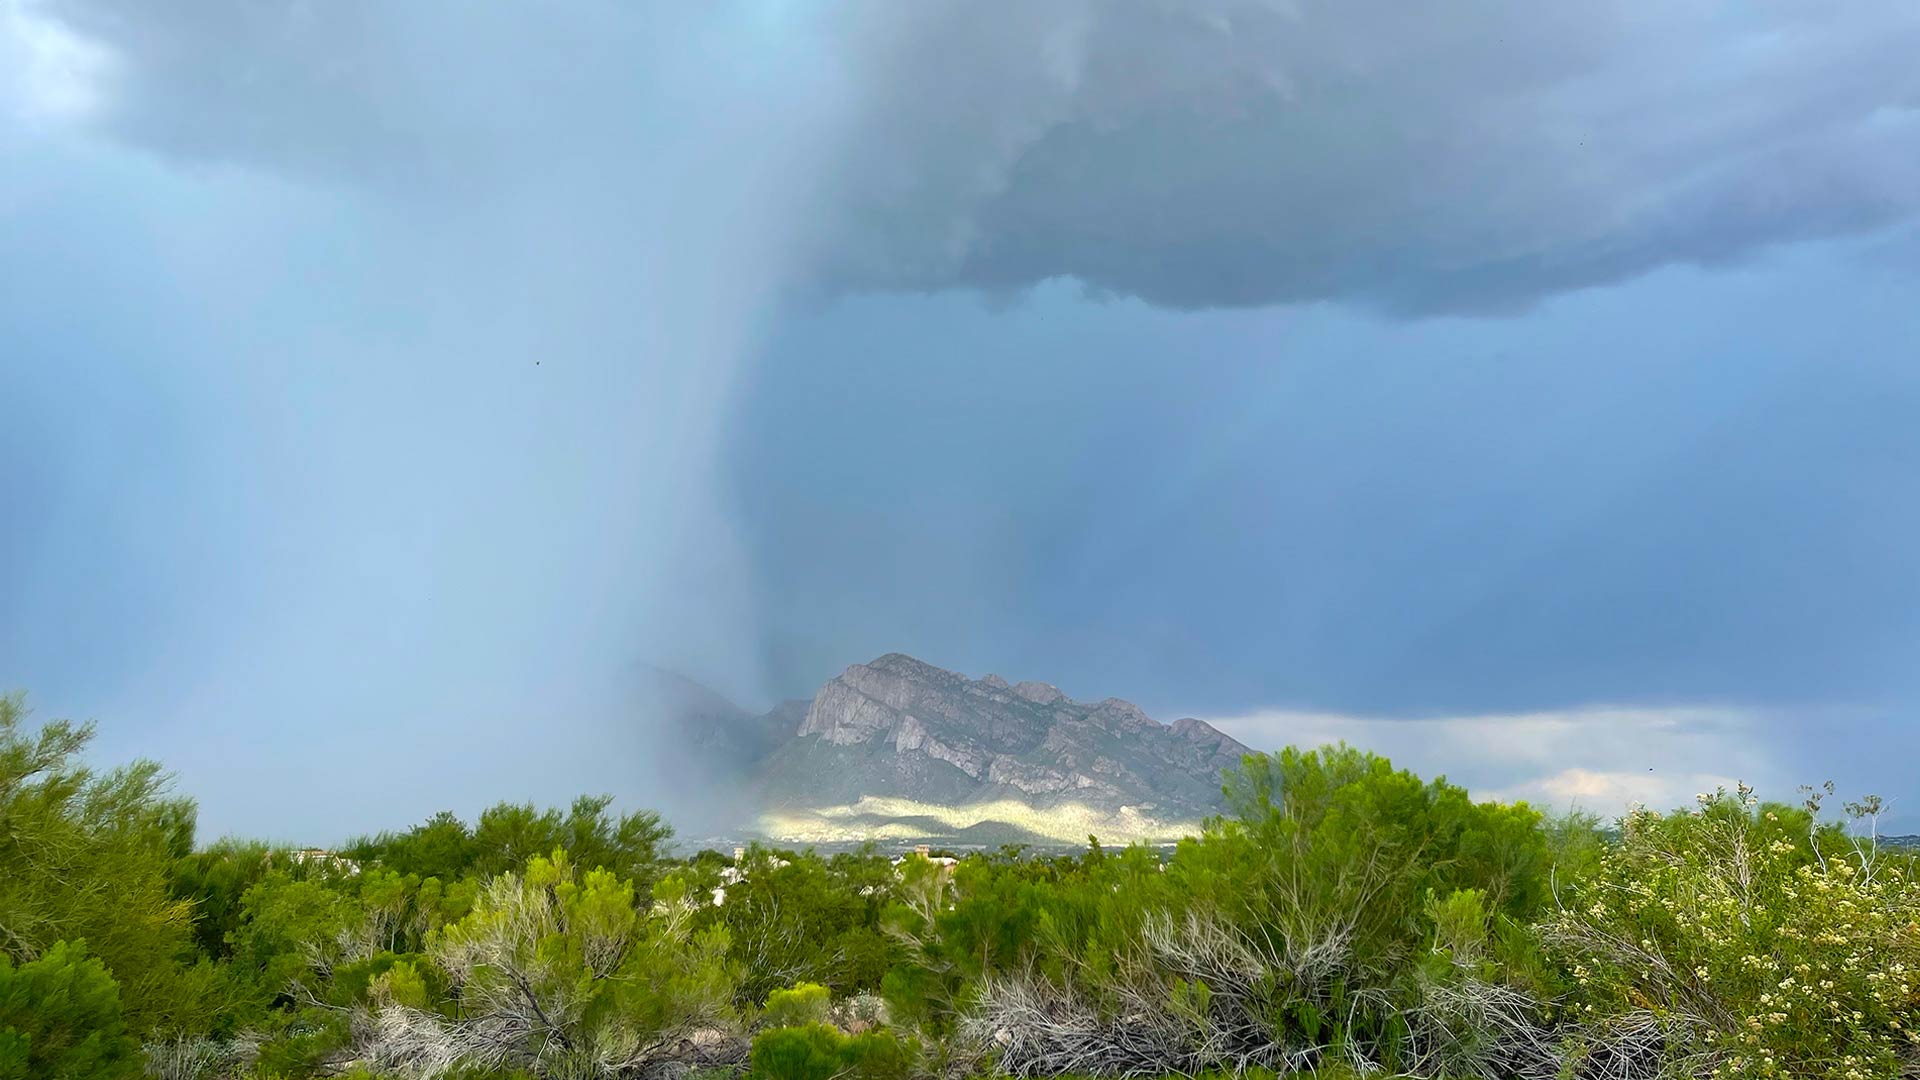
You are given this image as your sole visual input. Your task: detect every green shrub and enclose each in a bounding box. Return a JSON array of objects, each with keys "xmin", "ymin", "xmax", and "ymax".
[
  {"xmin": 0, "ymin": 940, "xmax": 143, "ymax": 1080},
  {"xmin": 693, "ymin": 847, "xmax": 901, "ymax": 1005},
  {"xmin": 247, "ymin": 1012, "xmax": 352, "ymax": 1078},
  {"xmin": 338, "ymin": 952, "xmax": 448, "ymax": 1011},
  {"xmin": 0, "ymin": 697, "xmax": 204, "ymax": 1035},
  {"xmin": 749, "ymin": 1023, "xmax": 917, "ymax": 1080},
  {"xmin": 887, "ymin": 744, "xmax": 1557, "ymax": 1073},
  {"xmin": 423, "ymin": 853, "xmax": 739, "ymax": 1075},
  {"xmin": 763, "ymin": 981, "xmax": 833, "ymax": 1028}
]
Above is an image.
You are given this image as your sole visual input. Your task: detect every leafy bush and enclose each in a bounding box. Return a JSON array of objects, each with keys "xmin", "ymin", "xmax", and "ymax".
[
  {"xmin": 694, "ymin": 846, "xmax": 901, "ymax": 1005},
  {"xmin": 891, "ymin": 745, "xmax": 1558, "ymax": 1076},
  {"xmin": 168, "ymin": 839, "xmax": 277, "ymax": 960},
  {"xmin": 763, "ymin": 982, "xmax": 834, "ymax": 1028},
  {"xmin": 228, "ymin": 872, "xmax": 359, "ymax": 1005},
  {"xmin": 0, "ymin": 939, "xmax": 143, "ymax": 1080},
  {"xmin": 247, "ymin": 1012, "xmax": 353, "ymax": 1078},
  {"xmin": 0, "ymin": 696, "xmax": 205, "ymax": 1035},
  {"xmin": 1547, "ymin": 786, "xmax": 1920, "ymax": 1079},
  {"xmin": 344, "ymin": 795, "xmax": 671, "ymax": 892},
  {"xmin": 749, "ymin": 1023, "xmax": 917, "ymax": 1080},
  {"xmin": 358, "ymin": 851, "xmax": 740, "ymax": 1076}
]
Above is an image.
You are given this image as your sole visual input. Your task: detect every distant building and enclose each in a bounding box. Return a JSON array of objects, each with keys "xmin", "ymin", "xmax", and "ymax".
[
  {"xmin": 710, "ymin": 846, "xmax": 788, "ymax": 904},
  {"xmin": 278, "ymin": 848, "xmax": 360, "ymax": 875},
  {"xmin": 892, "ymin": 844, "xmax": 958, "ymax": 869}
]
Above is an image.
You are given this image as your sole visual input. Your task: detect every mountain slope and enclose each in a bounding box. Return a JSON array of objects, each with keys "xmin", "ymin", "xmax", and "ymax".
[
  {"xmin": 749, "ymin": 653, "xmax": 1252, "ymax": 842},
  {"xmin": 639, "ymin": 668, "xmax": 788, "ymax": 769}
]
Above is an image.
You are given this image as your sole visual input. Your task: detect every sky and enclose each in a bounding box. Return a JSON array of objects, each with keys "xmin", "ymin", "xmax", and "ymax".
[{"xmin": 2, "ymin": 1, "xmax": 1918, "ymax": 841}]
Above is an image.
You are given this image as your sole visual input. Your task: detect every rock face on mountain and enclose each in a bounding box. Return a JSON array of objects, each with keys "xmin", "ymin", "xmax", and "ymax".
[
  {"xmin": 748, "ymin": 654, "xmax": 1252, "ymax": 839},
  {"xmin": 650, "ymin": 653, "xmax": 1254, "ymax": 842}
]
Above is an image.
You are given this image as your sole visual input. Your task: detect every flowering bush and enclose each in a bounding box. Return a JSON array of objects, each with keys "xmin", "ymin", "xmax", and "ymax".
[{"xmin": 1546, "ymin": 786, "xmax": 1920, "ymax": 1079}]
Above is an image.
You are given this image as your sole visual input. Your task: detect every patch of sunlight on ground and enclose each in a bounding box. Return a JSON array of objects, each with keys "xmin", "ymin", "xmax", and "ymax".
[{"xmin": 757, "ymin": 796, "xmax": 1204, "ymax": 844}]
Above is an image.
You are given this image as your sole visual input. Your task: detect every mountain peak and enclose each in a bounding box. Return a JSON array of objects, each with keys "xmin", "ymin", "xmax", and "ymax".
[
  {"xmin": 765, "ymin": 653, "xmax": 1253, "ymax": 840},
  {"xmin": 865, "ymin": 652, "xmax": 953, "ymax": 679},
  {"xmin": 1012, "ymin": 680, "xmax": 1066, "ymax": 705}
]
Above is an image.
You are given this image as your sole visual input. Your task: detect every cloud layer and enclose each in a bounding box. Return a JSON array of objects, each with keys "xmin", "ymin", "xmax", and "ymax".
[
  {"xmin": 807, "ymin": 1, "xmax": 1920, "ymax": 313},
  {"xmin": 1203, "ymin": 703, "xmax": 1771, "ymax": 817},
  {"xmin": 22, "ymin": 1, "xmax": 1920, "ymax": 316}
]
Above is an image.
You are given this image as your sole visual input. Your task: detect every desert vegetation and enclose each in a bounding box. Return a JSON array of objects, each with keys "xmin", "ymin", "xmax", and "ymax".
[{"xmin": 5, "ymin": 690, "xmax": 1916, "ymax": 1080}]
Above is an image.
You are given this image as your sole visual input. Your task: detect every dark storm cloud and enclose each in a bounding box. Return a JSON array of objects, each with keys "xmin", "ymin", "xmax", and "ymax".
[
  {"xmin": 32, "ymin": 2, "xmax": 804, "ymax": 197},
  {"xmin": 807, "ymin": 1, "xmax": 1920, "ymax": 313},
  {"xmin": 37, "ymin": 2, "xmax": 1920, "ymax": 316}
]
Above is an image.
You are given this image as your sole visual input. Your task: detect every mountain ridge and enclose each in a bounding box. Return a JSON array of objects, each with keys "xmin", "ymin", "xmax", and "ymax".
[{"xmin": 659, "ymin": 653, "xmax": 1253, "ymax": 843}]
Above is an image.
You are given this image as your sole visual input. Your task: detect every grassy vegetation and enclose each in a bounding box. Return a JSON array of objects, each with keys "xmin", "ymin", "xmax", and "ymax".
[{"xmin": 6, "ymin": 691, "xmax": 1917, "ymax": 1079}]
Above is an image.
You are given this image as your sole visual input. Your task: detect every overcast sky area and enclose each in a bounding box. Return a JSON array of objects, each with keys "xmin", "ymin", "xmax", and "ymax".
[{"xmin": 4, "ymin": 1, "xmax": 1918, "ymax": 841}]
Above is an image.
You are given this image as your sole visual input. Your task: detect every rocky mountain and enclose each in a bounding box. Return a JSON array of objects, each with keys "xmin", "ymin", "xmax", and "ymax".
[{"xmin": 665, "ymin": 653, "xmax": 1253, "ymax": 844}]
